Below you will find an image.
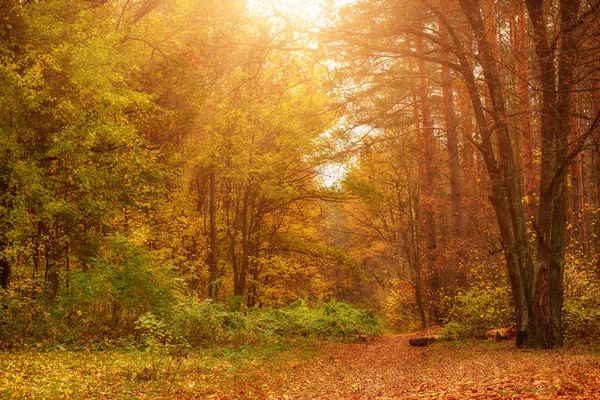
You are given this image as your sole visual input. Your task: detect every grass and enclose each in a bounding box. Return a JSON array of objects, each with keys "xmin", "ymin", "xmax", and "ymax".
[{"xmin": 0, "ymin": 340, "xmax": 320, "ymax": 399}]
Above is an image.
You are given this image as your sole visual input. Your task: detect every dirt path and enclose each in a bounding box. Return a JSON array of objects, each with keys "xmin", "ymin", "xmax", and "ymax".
[{"xmin": 216, "ymin": 335, "xmax": 600, "ymax": 399}]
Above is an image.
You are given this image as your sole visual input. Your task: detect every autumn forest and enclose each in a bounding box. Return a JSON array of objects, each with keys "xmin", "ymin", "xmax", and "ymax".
[{"xmin": 1, "ymin": 0, "xmax": 600, "ymax": 397}]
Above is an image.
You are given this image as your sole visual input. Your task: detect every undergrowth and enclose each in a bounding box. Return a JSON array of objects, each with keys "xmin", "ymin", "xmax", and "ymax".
[{"xmin": 0, "ymin": 240, "xmax": 381, "ymax": 350}]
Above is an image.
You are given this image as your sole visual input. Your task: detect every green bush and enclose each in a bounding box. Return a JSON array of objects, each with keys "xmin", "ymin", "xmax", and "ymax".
[
  {"xmin": 54, "ymin": 239, "xmax": 180, "ymax": 344},
  {"xmin": 443, "ymin": 283, "xmax": 513, "ymax": 338},
  {"xmin": 563, "ymin": 258, "xmax": 600, "ymax": 342},
  {"xmin": 169, "ymin": 299, "xmax": 256, "ymax": 347},
  {"xmin": 1, "ymin": 236, "xmax": 381, "ymax": 349},
  {"xmin": 0, "ymin": 238, "xmax": 182, "ymax": 347},
  {"xmin": 0, "ymin": 278, "xmax": 46, "ymax": 347},
  {"xmin": 259, "ymin": 300, "xmax": 381, "ymax": 340},
  {"xmin": 169, "ymin": 298, "xmax": 381, "ymax": 348}
]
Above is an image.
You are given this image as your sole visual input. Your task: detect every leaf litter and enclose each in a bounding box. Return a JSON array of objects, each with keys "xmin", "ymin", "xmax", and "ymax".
[{"xmin": 1, "ymin": 335, "xmax": 599, "ymax": 399}]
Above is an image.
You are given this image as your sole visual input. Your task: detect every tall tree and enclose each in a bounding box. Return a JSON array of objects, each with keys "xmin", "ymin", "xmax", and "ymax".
[{"xmin": 326, "ymin": 0, "xmax": 600, "ymax": 347}]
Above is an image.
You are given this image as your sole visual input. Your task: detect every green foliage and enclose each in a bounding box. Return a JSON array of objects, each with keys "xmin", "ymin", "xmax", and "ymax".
[
  {"xmin": 384, "ymin": 280, "xmax": 422, "ymax": 333},
  {"xmin": 169, "ymin": 299, "xmax": 381, "ymax": 348},
  {"xmin": 443, "ymin": 283, "xmax": 514, "ymax": 338},
  {"xmin": 56, "ymin": 239, "xmax": 179, "ymax": 342},
  {"xmin": 134, "ymin": 312, "xmax": 190, "ymax": 387},
  {"xmin": 563, "ymin": 256, "xmax": 600, "ymax": 342},
  {"xmin": 261, "ymin": 300, "xmax": 381, "ymax": 340},
  {"xmin": 169, "ymin": 299, "xmax": 250, "ymax": 347},
  {"xmin": 0, "ymin": 239, "xmax": 181, "ymax": 347},
  {"xmin": 0, "ymin": 278, "xmax": 45, "ymax": 347}
]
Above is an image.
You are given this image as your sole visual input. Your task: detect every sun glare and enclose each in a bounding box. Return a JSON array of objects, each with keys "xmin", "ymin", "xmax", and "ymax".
[{"xmin": 246, "ymin": 0, "xmax": 354, "ymax": 27}]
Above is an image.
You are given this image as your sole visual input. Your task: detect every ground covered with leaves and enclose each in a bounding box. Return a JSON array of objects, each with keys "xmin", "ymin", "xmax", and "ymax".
[{"xmin": 1, "ymin": 335, "xmax": 599, "ymax": 399}]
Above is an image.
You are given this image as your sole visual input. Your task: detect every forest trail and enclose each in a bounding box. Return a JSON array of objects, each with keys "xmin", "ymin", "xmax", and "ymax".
[
  {"xmin": 2, "ymin": 335, "xmax": 600, "ymax": 398},
  {"xmin": 211, "ymin": 335, "xmax": 600, "ymax": 399}
]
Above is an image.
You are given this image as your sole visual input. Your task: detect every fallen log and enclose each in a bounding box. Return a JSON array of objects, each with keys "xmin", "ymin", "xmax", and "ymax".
[
  {"xmin": 457, "ymin": 329, "xmax": 488, "ymax": 340},
  {"xmin": 409, "ymin": 335, "xmax": 443, "ymax": 347},
  {"xmin": 486, "ymin": 325, "xmax": 516, "ymax": 342}
]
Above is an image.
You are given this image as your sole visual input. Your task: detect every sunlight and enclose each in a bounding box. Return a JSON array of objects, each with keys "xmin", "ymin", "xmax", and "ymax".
[{"xmin": 246, "ymin": 0, "xmax": 355, "ymax": 27}]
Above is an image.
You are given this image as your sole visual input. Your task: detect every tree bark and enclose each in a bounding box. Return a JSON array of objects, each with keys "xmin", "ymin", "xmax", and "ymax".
[
  {"xmin": 444, "ymin": 0, "xmax": 535, "ymax": 346},
  {"xmin": 0, "ymin": 246, "xmax": 9, "ymax": 289},
  {"xmin": 207, "ymin": 168, "xmax": 219, "ymax": 299},
  {"xmin": 415, "ymin": 36, "xmax": 440, "ymax": 323},
  {"xmin": 440, "ymin": 22, "xmax": 463, "ymax": 237},
  {"xmin": 525, "ymin": 0, "xmax": 580, "ymax": 348}
]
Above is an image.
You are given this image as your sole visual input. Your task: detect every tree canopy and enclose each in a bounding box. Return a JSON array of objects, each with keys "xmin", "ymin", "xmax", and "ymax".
[{"xmin": 1, "ymin": 0, "xmax": 600, "ymax": 351}]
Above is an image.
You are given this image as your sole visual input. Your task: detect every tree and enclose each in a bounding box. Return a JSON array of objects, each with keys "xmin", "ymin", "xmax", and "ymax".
[{"xmin": 325, "ymin": 0, "xmax": 600, "ymax": 347}]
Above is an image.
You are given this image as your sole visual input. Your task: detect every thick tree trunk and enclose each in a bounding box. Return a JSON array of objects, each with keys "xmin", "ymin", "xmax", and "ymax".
[
  {"xmin": 430, "ymin": 0, "xmax": 581, "ymax": 348},
  {"xmin": 525, "ymin": 0, "xmax": 579, "ymax": 348},
  {"xmin": 526, "ymin": 0, "xmax": 560, "ymax": 348},
  {"xmin": 439, "ymin": 0, "xmax": 533, "ymax": 346},
  {"xmin": 548, "ymin": 0, "xmax": 580, "ymax": 347}
]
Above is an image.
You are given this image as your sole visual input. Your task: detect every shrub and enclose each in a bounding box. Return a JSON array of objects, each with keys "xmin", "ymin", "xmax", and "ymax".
[
  {"xmin": 0, "ymin": 278, "xmax": 46, "ymax": 347},
  {"xmin": 169, "ymin": 299, "xmax": 257, "ymax": 347},
  {"xmin": 169, "ymin": 298, "xmax": 382, "ymax": 347},
  {"xmin": 0, "ymin": 238, "xmax": 182, "ymax": 347},
  {"xmin": 55, "ymin": 239, "xmax": 180, "ymax": 343},
  {"xmin": 443, "ymin": 283, "xmax": 513, "ymax": 338},
  {"xmin": 563, "ymin": 257, "xmax": 600, "ymax": 342}
]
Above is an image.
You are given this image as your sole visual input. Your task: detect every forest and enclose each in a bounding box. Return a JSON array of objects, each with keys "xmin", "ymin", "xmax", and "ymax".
[{"xmin": 1, "ymin": 0, "xmax": 600, "ymax": 397}]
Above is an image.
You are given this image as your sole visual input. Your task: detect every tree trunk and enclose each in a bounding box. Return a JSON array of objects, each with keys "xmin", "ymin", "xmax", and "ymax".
[
  {"xmin": 448, "ymin": 0, "xmax": 534, "ymax": 346},
  {"xmin": 525, "ymin": 0, "xmax": 579, "ymax": 348},
  {"xmin": 0, "ymin": 174, "xmax": 9, "ymax": 288},
  {"xmin": 233, "ymin": 188, "xmax": 250, "ymax": 297},
  {"xmin": 569, "ymin": 96, "xmax": 585, "ymax": 250},
  {"xmin": 415, "ymin": 36, "xmax": 440, "ymax": 322},
  {"xmin": 0, "ymin": 247, "xmax": 9, "ymax": 289},
  {"xmin": 207, "ymin": 169, "xmax": 219, "ymax": 299},
  {"xmin": 440, "ymin": 22, "xmax": 463, "ymax": 237},
  {"xmin": 514, "ymin": 2, "xmax": 535, "ymax": 213}
]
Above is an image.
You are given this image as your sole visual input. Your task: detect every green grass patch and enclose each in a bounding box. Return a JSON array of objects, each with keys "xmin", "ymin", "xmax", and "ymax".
[{"xmin": 0, "ymin": 340, "xmax": 323, "ymax": 399}]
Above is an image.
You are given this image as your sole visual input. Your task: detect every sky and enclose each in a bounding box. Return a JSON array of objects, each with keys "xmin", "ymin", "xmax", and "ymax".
[
  {"xmin": 245, "ymin": 0, "xmax": 358, "ymax": 187},
  {"xmin": 246, "ymin": 0, "xmax": 355, "ymax": 27}
]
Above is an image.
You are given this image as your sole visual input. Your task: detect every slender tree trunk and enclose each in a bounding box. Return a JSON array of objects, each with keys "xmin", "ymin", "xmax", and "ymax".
[
  {"xmin": 415, "ymin": 36, "xmax": 440, "ymax": 323},
  {"xmin": 515, "ymin": 2, "xmax": 536, "ymax": 213},
  {"xmin": 0, "ymin": 242, "xmax": 9, "ymax": 289},
  {"xmin": 410, "ymin": 196, "xmax": 427, "ymax": 329},
  {"xmin": 207, "ymin": 169, "xmax": 219, "ymax": 299},
  {"xmin": 570, "ymin": 96, "xmax": 585, "ymax": 250},
  {"xmin": 44, "ymin": 240, "xmax": 59, "ymax": 302},
  {"xmin": 0, "ymin": 176, "xmax": 9, "ymax": 288},
  {"xmin": 440, "ymin": 22, "xmax": 463, "ymax": 237},
  {"xmin": 234, "ymin": 189, "xmax": 250, "ymax": 297}
]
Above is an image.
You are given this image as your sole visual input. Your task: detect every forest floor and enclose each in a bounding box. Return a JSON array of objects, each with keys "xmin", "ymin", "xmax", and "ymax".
[{"xmin": 1, "ymin": 334, "xmax": 600, "ymax": 399}]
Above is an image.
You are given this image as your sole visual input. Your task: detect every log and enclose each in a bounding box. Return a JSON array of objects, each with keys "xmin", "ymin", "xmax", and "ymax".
[
  {"xmin": 486, "ymin": 325, "xmax": 516, "ymax": 341},
  {"xmin": 409, "ymin": 335, "xmax": 443, "ymax": 347},
  {"xmin": 457, "ymin": 329, "xmax": 488, "ymax": 340}
]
